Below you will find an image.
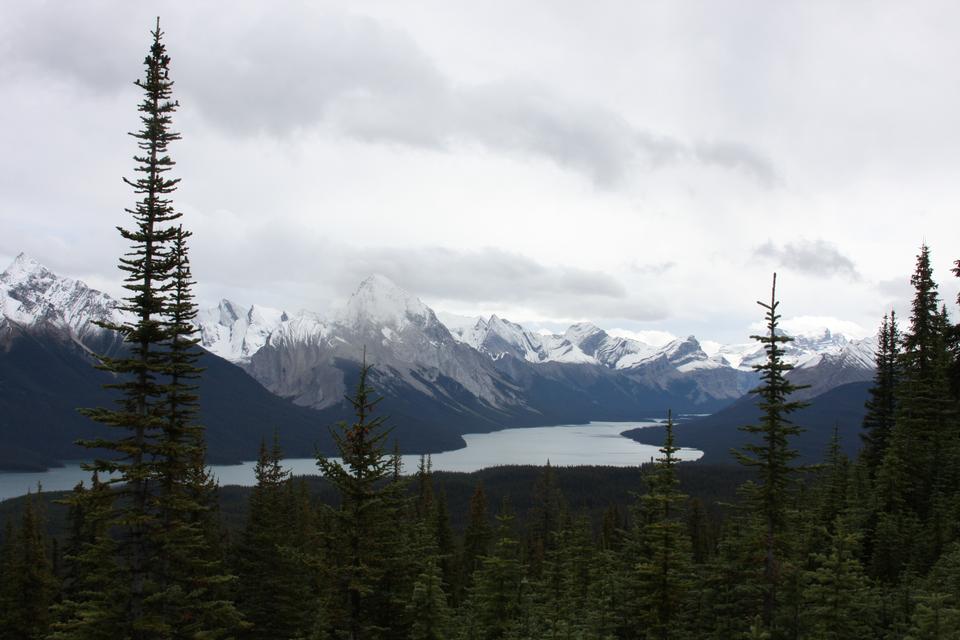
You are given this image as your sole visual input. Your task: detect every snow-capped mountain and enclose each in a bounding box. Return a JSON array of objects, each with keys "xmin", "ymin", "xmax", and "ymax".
[
  {"xmin": 0, "ymin": 253, "xmax": 878, "ymax": 467},
  {"xmin": 198, "ymin": 299, "xmax": 288, "ymax": 363},
  {"xmin": 0, "ymin": 253, "xmax": 126, "ymax": 343},
  {"xmin": 448, "ymin": 315, "xmax": 595, "ymax": 364},
  {"xmin": 715, "ymin": 328, "xmax": 871, "ymax": 371}
]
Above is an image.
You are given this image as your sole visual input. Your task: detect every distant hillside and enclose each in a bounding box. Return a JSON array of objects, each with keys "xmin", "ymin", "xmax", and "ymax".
[
  {"xmin": 624, "ymin": 381, "xmax": 872, "ymax": 464},
  {"xmin": 0, "ymin": 324, "xmax": 465, "ymax": 471}
]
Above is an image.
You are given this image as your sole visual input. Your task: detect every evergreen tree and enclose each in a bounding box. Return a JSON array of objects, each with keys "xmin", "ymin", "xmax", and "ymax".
[
  {"xmin": 873, "ymin": 245, "xmax": 956, "ymax": 577},
  {"xmin": 460, "ymin": 481, "xmax": 492, "ymax": 598},
  {"xmin": 316, "ymin": 358, "xmax": 408, "ymax": 640},
  {"xmin": 733, "ymin": 273, "xmax": 808, "ymax": 632},
  {"xmin": 801, "ymin": 518, "xmax": 875, "ymax": 639},
  {"xmin": 432, "ymin": 486, "xmax": 457, "ymax": 604},
  {"xmin": 407, "ymin": 557, "xmax": 452, "ymax": 640},
  {"xmin": 49, "ymin": 475, "xmax": 125, "ymax": 640},
  {"xmin": 154, "ymin": 225, "xmax": 245, "ymax": 638},
  {"xmin": 862, "ymin": 311, "xmax": 900, "ymax": 475},
  {"xmin": 235, "ymin": 437, "xmax": 314, "ymax": 639},
  {"xmin": 463, "ymin": 499, "xmax": 525, "ymax": 640},
  {"xmin": 631, "ymin": 412, "xmax": 693, "ymax": 640},
  {"xmin": 73, "ymin": 20, "xmax": 188, "ymax": 637},
  {"xmin": 525, "ymin": 461, "xmax": 565, "ymax": 578},
  {"xmin": 0, "ymin": 491, "xmax": 58, "ymax": 640}
]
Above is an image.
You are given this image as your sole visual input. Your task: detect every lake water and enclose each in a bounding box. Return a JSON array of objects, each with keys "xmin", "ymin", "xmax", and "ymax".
[{"xmin": 0, "ymin": 420, "xmax": 702, "ymax": 502}]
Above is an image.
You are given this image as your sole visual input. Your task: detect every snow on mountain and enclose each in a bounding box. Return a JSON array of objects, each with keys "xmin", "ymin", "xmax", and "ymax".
[
  {"xmin": 0, "ymin": 253, "xmax": 126, "ymax": 339},
  {"xmin": 451, "ymin": 315, "xmax": 596, "ymax": 364},
  {"xmin": 717, "ymin": 328, "xmax": 862, "ymax": 371},
  {"xmin": 0, "ymin": 253, "xmax": 877, "ymax": 411},
  {"xmin": 563, "ymin": 322, "xmax": 657, "ymax": 369},
  {"xmin": 337, "ymin": 274, "xmax": 433, "ymax": 332},
  {"xmin": 197, "ymin": 299, "xmax": 288, "ymax": 363}
]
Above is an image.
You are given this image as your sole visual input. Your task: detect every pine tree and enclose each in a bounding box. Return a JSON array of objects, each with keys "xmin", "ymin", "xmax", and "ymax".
[
  {"xmin": 407, "ymin": 557, "xmax": 452, "ymax": 640},
  {"xmin": 873, "ymin": 245, "xmax": 956, "ymax": 577},
  {"xmin": 733, "ymin": 273, "xmax": 808, "ymax": 632},
  {"xmin": 74, "ymin": 20, "xmax": 187, "ymax": 637},
  {"xmin": 0, "ymin": 491, "xmax": 59, "ymax": 640},
  {"xmin": 433, "ymin": 486, "xmax": 457, "ymax": 603},
  {"xmin": 862, "ymin": 311, "xmax": 900, "ymax": 475},
  {"xmin": 801, "ymin": 518, "xmax": 875, "ymax": 639},
  {"xmin": 49, "ymin": 475, "xmax": 125, "ymax": 640},
  {"xmin": 526, "ymin": 461, "xmax": 565, "ymax": 578},
  {"xmin": 234, "ymin": 437, "xmax": 314, "ymax": 639},
  {"xmin": 153, "ymin": 225, "xmax": 245, "ymax": 638},
  {"xmin": 464, "ymin": 499, "xmax": 525, "ymax": 640},
  {"xmin": 316, "ymin": 358, "xmax": 408, "ymax": 640},
  {"xmin": 631, "ymin": 412, "xmax": 693, "ymax": 640},
  {"xmin": 460, "ymin": 481, "xmax": 492, "ymax": 599}
]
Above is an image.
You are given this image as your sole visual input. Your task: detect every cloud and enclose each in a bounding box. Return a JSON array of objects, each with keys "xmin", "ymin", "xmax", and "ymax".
[
  {"xmin": 180, "ymin": 212, "xmax": 666, "ymax": 322},
  {"xmin": 0, "ymin": 2, "xmax": 777, "ymax": 188},
  {"xmin": 754, "ymin": 239, "xmax": 860, "ymax": 280},
  {"xmin": 629, "ymin": 260, "xmax": 676, "ymax": 276},
  {"xmin": 607, "ymin": 328, "xmax": 677, "ymax": 347}
]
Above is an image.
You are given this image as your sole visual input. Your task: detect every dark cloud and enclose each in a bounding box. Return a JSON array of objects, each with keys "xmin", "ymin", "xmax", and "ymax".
[
  {"xmin": 754, "ymin": 239, "xmax": 860, "ymax": 280},
  {"xmin": 0, "ymin": 3, "xmax": 776, "ymax": 188}
]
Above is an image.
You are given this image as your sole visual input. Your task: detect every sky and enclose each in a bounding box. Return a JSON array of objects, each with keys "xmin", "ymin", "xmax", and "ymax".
[{"xmin": 1, "ymin": 1, "xmax": 958, "ymax": 345}]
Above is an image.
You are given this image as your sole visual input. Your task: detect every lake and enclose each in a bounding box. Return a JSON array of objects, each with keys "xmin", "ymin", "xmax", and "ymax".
[{"xmin": 0, "ymin": 420, "xmax": 702, "ymax": 501}]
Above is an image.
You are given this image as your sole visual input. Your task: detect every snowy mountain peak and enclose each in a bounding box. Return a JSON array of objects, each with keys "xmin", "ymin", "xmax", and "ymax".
[
  {"xmin": 1, "ymin": 253, "xmax": 52, "ymax": 284},
  {"xmin": 564, "ymin": 322, "xmax": 604, "ymax": 345},
  {"xmin": 214, "ymin": 299, "xmax": 242, "ymax": 325},
  {"xmin": 198, "ymin": 299, "xmax": 287, "ymax": 363},
  {"xmin": 0, "ymin": 254, "xmax": 124, "ymax": 337},
  {"xmin": 340, "ymin": 274, "xmax": 433, "ymax": 330}
]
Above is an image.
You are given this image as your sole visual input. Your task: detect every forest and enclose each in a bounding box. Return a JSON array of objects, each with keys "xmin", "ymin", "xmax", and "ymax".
[{"xmin": 1, "ymin": 21, "xmax": 960, "ymax": 640}]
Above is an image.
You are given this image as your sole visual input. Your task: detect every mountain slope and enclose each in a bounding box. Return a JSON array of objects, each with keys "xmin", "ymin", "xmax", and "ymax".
[
  {"xmin": 1, "ymin": 254, "xmax": 878, "ymax": 470},
  {"xmin": 623, "ymin": 381, "xmax": 872, "ymax": 464}
]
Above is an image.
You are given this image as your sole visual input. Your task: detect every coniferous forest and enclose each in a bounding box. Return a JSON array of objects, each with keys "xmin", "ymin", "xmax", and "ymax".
[{"xmin": 2, "ymin": 20, "xmax": 960, "ymax": 640}]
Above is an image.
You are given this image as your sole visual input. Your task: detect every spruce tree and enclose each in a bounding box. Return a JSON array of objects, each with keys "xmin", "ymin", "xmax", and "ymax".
[
  {"xmin": 75, "ymin": 19, "xmax": 186, "ymax": 636},
  {"xmin": 459, "ymin": 481, "xmax": 492, "ymax": 601},
  {"xmin": 631, "ymin": 412, "xmax": 693, "ymax": 640},
  {"xmin": 154, "ymin": 225, "xmax": 245, "ymax": 638},
  {"xmin": 526, "ymin": 461, "xmax": 565, "ymax": 579},
  {"xmin": 873, "ymin": 245, "xmax": 955, "ymax": 577},
  {"xmin": 234, "ymin": 437, "xmax": 314, "ymax": 639},
  {"xmin": 0, "ymin": 491, "xmax": 59, "ymax": 640},
  {"xmin": 316, "ymin": 358, "xmax": 408, "ymax": 640},
  {"xmin": 801, "ymin": 518, "xmax": 875, "ymax": 639},
  {"xmin": 48, "ymin": 475, "xmax": 124, "ymax": 640},
  {"xmin": 733, "ymin": 273, "xmax": 807, "ymax": 632},
  {"xmin": 861, "ymin": 311, "xmax": 900, "ymax": 475},
  {"xmin": 464, "ymin": 499, "xmax": 525, "ymax": 640}
]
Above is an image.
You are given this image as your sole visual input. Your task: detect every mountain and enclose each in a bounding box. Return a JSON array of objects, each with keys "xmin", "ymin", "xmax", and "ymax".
[
  {"xmin": 0, "ymin": 258, "xmax": 467, "ymax": 470},
  {"xmin": 623, "ymin": 381, "xmax": 872, "ymax": 464},
  {"xmin": 1, "ymin": 254, "xmax": 877, "ymax": 470}
]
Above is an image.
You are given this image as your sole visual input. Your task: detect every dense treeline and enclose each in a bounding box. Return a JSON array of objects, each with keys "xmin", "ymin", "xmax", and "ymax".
[{"xmin": 2, "ymin": 21, "xmax": 960, "ymax": 640}]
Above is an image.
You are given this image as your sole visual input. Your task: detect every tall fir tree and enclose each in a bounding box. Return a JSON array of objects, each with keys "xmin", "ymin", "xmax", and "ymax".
[
  {"xmin": 74, "ymin": 19, "xmax": 185, "ymax": 637},
  {"xmin": 733, "ymin": 273, "xmax": 808, "ymax": 633},
  {"xmin": 873, "ymin": 245, "xmax": 956, "ymax": 578},
  {"xmin": 0, "ymin": 491, "xmax": 59, "ymax": 640},
  {"xmin": 48, "ymin": 475, "xmax": 124, "ymax": 640},
  {"xmin": 861, "ymin": 311, "xmax": 900, "ymax": 475},
  {"xmin": 154, "ymin": 227, "xmax": 244, "ymax": 638},
  {"xmin": 630, "ymin": 412, "xmax": 693, "ymax": 640},
  {"xmin": 459, "ymin": 481, "xmax": 492, "ymax": 600},
  {"xmin": 234, "ymin": 437, "xmax": 314, "ymax": 639},
  {"xmin": 463, "ymin": 499, "xmax": 526, "ymax": 640},
  {"xmin": 316, "ymin": 358, "xmax": 408, "ymax": 640}
]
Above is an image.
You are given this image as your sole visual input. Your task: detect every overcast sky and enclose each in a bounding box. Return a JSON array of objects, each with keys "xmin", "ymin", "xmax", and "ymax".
[{"xmin": 1, "ymin": 1, "xmax": 958, "ymax": 344}]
